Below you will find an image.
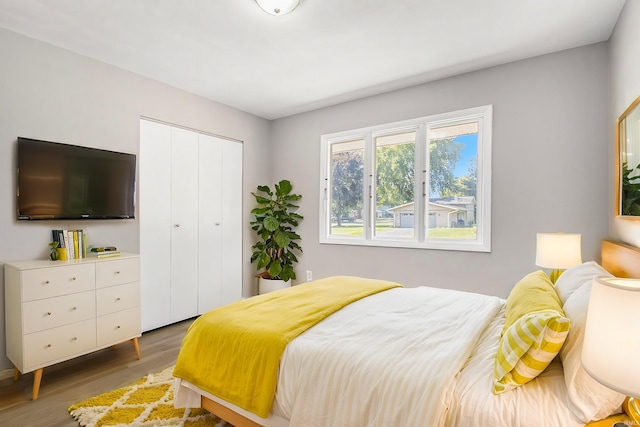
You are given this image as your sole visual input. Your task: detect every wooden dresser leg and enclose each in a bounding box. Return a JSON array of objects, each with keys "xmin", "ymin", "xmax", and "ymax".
[
  {"xmin": 32, "ymin": 368, "xmax": 43, "ymax": 400},
  {"xmin": 13, "ymin": 367, "xmax": 20, "ymax": 381},
  {"xmin": 132, "ymin": 337, "xmax": 141, "ymax": 360}
]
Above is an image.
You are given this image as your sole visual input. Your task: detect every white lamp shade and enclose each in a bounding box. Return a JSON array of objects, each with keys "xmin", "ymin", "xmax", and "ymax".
[
  {"xmin": 255, "ymin": 0, "xmax": 300, "ymax": 15},
  {"xmin": 535, "ymin": 232, "xmax": 582, "ymax": 269},
  {"xmin": 582, "ymin": 276, "xmax": 640, "ymax": 397}
]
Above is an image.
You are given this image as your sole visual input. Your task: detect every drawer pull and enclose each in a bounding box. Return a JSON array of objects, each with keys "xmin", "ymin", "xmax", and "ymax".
[
  {"xmin": 72, "ymin": 277, "xmax": 77, "ymax": 281},
  {"xmin": 116, "ymin": 297, "xmax": 121, "ymax": 301},
  {"xmin": 116, "ymin": 325, "xmax": 121, "ymax": 329},
  {"xmin": 46, "ymin": 344, "xmax": 52, "ymax": 348},
  {"xmin": 44, "ymin": 280, "xmax": 50, "ymax": 285},
  {"xmin": 47, "ymin": 312, "xmax": 52, "ymax": 316},
  {"xmin": 115, "ymin": 271, "xmax": 121, "ymax": 275},
  {"xmin": 71, "ymin": 307, "xmax": 77, "ymax": 311},
  {"xmin": 71, "ymin": 337, "xmax": 77, "ymax": 341}
]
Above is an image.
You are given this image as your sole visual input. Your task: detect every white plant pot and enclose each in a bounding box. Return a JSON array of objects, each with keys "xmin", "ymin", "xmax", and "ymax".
[{"xmin": 258, "ymin": 277, "xmax": 291, "ymax": 294}]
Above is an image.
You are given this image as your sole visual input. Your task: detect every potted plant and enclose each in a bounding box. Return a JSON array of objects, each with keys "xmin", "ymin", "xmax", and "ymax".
[
  {"xmin": 48, "ymin": 241, "xmax": 60, "ymax": 260},
  {"xmin": 250, "ymin": 179, "xmax": 303, "ymax": 294}
]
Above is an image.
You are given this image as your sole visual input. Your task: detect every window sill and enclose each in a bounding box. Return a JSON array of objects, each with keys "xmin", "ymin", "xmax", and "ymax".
[{"xmin": 319, "ymin": 236, "xmax": 491, "ymax": 252}]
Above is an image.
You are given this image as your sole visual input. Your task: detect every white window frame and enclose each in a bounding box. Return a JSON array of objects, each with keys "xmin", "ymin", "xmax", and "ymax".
[{"xmin": 319, "ymin": 105, "xmax": 492, "ymax": 252}]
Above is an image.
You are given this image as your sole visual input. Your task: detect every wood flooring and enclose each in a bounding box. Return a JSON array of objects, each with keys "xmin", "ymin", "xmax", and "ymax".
[{"xmin": 0, "ymin": 318, "xmax": 194, "ymax": 427}]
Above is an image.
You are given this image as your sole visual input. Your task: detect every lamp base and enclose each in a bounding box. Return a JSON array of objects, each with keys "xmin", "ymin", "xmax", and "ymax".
[
  {"xmin": 623, "ymin": 396, "xmax": 640, "ymax": 423},
  {"xmin": 549, "ymin": 269, "xmax": 564, "ymax": 284}
]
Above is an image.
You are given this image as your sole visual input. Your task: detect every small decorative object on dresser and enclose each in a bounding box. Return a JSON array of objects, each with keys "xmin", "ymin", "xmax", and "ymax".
[
  {"xmin": 48, "ymin": 241, "xmax": 59, "ymax": 261},
  {"xmin": 4, "ymin": 253, "xmax": 141, "ymax": 400}
]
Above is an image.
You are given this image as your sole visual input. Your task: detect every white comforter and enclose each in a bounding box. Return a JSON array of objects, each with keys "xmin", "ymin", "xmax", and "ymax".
[{"xmin": 271, "ymin": 286, "xmax": 503, "ymax": 427}]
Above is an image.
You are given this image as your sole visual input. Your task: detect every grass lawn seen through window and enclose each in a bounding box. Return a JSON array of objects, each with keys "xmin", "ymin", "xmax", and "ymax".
[{"xmin": 330, "ymin": 220, "xmax": 477, "ymax": 239}]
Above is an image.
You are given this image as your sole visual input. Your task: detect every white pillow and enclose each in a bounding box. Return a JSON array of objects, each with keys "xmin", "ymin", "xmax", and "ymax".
[
  {"xmin": 560, "ymin": 280, "xmax": 625, "ymax": 422},
  {"xmin": 554, "ymin": 261, "xmax": 612, "ymax": 304}
]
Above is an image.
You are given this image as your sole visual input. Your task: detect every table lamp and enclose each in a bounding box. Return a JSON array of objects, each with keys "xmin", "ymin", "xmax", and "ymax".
[
  {"xmin": 535, "ymin": 232, "xmax": 583, "ymax": 283},
  {"xmin": 582, "ymin": 276, "xmax": 640, "ymax": 423}
]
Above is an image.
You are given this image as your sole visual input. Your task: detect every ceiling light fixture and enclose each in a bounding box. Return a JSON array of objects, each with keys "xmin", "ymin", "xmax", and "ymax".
[{"xmin": 255, "ymin": 0, "xmax": 300, "ymax": 16}]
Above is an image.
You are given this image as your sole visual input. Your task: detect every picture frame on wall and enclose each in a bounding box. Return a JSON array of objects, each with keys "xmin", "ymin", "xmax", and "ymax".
[{"xmin": 617, "ymin": 95, "xmax": 640, "ymax": 218}]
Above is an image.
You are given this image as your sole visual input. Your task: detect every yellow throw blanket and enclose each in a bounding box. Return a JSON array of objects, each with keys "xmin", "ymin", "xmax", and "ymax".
[{"xmin": 173, "ymin": 276, "xmax": 401, "ymax": 417}]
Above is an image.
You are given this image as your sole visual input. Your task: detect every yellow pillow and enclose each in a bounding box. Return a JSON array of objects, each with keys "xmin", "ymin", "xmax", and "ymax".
[
  {"xmin": 493, "ymin": 271, "xmax": 570, "ymax": 394},
  {"xmin": 502, "ymin": 270, "xmax": 563, "ymax": 331}
]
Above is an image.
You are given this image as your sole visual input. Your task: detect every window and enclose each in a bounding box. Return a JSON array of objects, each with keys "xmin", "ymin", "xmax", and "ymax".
[{"xmin": 320, "ymin": 105, "xmax": 492, "ymax": 252}]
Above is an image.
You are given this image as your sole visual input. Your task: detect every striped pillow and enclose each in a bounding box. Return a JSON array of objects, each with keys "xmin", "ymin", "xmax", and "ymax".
[
  {"xmin": 493, "ymin": 270, "xmax": 570, "ymax": 394},
  {"xmin": 493, "ymin": 309, "xmax": 570, "ymax": 393}
]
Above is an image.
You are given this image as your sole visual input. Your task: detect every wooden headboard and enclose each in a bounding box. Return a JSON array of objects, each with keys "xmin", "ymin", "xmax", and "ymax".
[{"xmin": 601, "ymin": 240, "xmax": 640, "ymax": 279}]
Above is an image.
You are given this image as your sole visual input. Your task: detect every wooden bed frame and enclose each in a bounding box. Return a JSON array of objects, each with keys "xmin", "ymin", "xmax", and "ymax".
[
  {"xmin": 197, "ymin": 239, "xmax": 640, "ymax": 427},
  {"xmin": 201, "ymin": 396, "xmax": 264, "ymax": 427},
  {"xmin": 601, "ymin": 239, "xmax": 640, "ymax": 278}
]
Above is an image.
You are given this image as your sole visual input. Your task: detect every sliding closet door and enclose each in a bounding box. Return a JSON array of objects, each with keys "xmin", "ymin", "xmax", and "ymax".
[
  {"xmin": 170, "ymin": 127, "xmax": 199, "ymax": 322},
  {"xmin": 139, "ymin": 120, "xmax": 172, "ymax": 331}
]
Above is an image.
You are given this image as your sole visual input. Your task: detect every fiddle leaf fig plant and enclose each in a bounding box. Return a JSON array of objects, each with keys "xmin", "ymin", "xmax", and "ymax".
[{"xmin": 250, "ymin": 179, "xmax": 303, "ymax": 282}]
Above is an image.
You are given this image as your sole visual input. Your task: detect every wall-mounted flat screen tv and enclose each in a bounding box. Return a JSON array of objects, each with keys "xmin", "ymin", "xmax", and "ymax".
[{"xmin": 17, "ymin": 137, "xmax": 136, "ymax": 220}]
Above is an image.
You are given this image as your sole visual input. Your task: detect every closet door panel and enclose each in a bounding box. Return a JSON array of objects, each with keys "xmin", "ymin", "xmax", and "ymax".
[
  {"xmin": 139, "ymin": 119, "xmax": 172, "ymax": 331},
  {"xmin": 140, "ymin": 119, "xmax": 242, "ymax": 330},
  {"xmin": 220, "ymin": 139, "xmax": 243, "ymax": 305},
  {"xmin": 169, "ymin": 127, "xmax": 199, "ymax": 322},
  {"xmin": 198, "ymin": 134, "xmax": 223, "ymax": 314}
]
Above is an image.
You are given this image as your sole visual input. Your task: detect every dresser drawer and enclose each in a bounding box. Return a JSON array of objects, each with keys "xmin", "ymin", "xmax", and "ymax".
[
  {"xmin": 23, "ymin": 319, "xmax": 96, "ymax": 371},
  {"xmin": 96, "ymin": 258, "xmax": 140, "ymax": 289},
  {"xmin": 23, "ymin": 291, "xmax": 95, "ymax": 334},
  {"xmin": 97, "ymin": 307, "xmax": 141, "ymax": 347},
  {"xmin": 21, "ymin": 264, "xmax": 95, "ymax": 302},
  {"xmin": 96, "ymin": 282, "xmax": 139, "ymax": 316}
]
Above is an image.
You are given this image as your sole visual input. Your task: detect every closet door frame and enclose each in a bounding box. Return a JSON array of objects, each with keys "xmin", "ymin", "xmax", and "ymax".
[{"xmin": 140, "ymin": 118, "xmax": 243, "ymax": 331}]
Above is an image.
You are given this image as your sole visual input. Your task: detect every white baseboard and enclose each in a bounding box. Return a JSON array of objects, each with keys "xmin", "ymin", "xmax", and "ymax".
[{"xmin": 0, "ymin": 368, "xmax": 14, "ymax": 381}]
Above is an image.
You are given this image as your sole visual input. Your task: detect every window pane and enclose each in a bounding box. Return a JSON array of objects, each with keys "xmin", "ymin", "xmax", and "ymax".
[
  {"xmin": 375, "ymin": 132, "xmax": 415, "ymax": 239},
  {"xmin": 330, "ymin": 139, "xmax": 364, "ymax": 237},
  {"xmin": 427, "ymin": 122, "xmax": 478, "ymax": 240}
]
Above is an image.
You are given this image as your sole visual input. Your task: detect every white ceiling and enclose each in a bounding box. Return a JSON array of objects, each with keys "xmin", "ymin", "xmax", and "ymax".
[{"xmin": 0, "ymin": 0, "xmax": 627, "ymax": 120}]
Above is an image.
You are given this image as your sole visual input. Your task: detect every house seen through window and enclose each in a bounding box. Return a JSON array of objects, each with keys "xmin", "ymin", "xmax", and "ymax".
[{"xmin": 320, "ymin": 105, "xmax": 492, "ymax": 252}]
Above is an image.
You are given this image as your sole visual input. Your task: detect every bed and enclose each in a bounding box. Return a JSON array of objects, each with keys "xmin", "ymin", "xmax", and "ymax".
[{"xmin": 172, "ymin": 240, "xmax": 639, "ymax": 427}]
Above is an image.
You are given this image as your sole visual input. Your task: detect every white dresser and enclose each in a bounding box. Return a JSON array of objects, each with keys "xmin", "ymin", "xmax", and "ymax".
[{"xmin": 4, "ymin": 253, "xmax": 141, "ymax": 399}]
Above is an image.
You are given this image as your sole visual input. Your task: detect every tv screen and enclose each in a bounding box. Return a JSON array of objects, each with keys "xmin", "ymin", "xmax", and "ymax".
[{"xmin": 17, "ymin": 137, "xmax": 136, "ymax": 220}]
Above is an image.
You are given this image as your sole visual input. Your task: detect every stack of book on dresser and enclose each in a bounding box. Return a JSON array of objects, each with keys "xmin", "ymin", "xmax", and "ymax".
[
  {"xmin": 88, "ymin": 247, "xmax": 121, "ymax": 258},
  {"xmin": 52, "ymin": 229, "xmax": 87, "ymax": 259}
]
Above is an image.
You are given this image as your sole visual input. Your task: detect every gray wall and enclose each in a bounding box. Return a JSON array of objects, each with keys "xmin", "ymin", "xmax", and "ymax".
[
  {"xmin": 271, "ymin": 43, "xmax": 611, "ymax": 298},
  {"xmin": 610, "ymin": 1, "xmax": 640, "ymax": 245},
  {"xmin": 0, "ymin": 28, "xmax": 271, "ymax": 371}
]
